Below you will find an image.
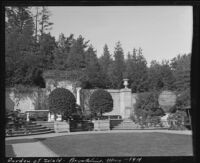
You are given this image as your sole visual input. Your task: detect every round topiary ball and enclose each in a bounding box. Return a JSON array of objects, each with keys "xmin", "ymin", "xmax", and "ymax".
[
  {"xmin": 89, "ymin": 89, "xmax": 113, "ymax": 117},
  {"xmin": 48, "ymin": 88, "xmax": 76, "ymax": 119}
]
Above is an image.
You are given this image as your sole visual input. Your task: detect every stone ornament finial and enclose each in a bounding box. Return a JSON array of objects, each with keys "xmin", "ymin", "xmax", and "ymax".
[{"xmin": 123, "ymin": 79, "xmax": 129, "ymax": 88}]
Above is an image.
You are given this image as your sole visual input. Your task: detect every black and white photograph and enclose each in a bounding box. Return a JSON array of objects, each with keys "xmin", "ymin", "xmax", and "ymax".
[{"xmin": 5, "ymin": 5, "xmax": 194, "ymax": 158}]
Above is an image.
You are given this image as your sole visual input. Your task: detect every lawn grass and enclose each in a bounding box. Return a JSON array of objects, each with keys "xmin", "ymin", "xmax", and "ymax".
[{"xmin": 40, "ymin": 132, "xmax": 193, "ymax": 156}]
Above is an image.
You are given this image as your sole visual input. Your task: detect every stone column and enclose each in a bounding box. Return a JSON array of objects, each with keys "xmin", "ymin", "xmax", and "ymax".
[
  {"xmin": 26, "ymin": 112, "xmax": 30, "ymax": 122},
  {"xmin": 48, "ymin": 112, "xmax": 51, "ymax": 122},
  {"xmin": 76, "ymin": 87, "xmax": 81, "ymax": 105},
  {"xmin": 120, "ymin": 79, "xmax": 132, "ymax": 119}
]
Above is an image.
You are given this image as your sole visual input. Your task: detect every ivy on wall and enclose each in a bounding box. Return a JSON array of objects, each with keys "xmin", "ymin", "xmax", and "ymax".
[
  {"xmin": 6, "ymin": 85, "xmax": 39, "ymax": 110},
  {"xmin": 80, "ymin": 89, "xmax": 94, "ymax": 116}
]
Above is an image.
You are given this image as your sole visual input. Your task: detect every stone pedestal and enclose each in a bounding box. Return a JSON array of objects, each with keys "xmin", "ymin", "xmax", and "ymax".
[
  {"xmin": 48, "ymin": 112, "xmax": 51, "ymax": 122},
  {"xmin": 54, "ymin": 121, "xmax": 70, "ymax": 133},
  {"xmin": 76, "ymin": 87, "xmax": 81, "ymax": 105},
  {"xmin": 119, "ymin": 79, "xmax": 133, "ymax": 119},
  {"xmin": 93, "ymin": 120, "xmax": 110, "ymax": 131},
  {"xmin": 26, "ymin": 112, "xmax": 30, "ymax": 122},
  {"xmin": 120, "ymin": 88, "xmax": 132, "ymax": 119}
]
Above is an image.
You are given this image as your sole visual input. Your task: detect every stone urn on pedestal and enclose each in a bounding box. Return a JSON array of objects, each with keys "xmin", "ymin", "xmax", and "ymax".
[
  {"xmin": 123, "ymin": 79, "xmax": 129, "ymax": 89},
  {"xmin": 120, "ymin": 79, "xmax": 132, "ymax": 119}
]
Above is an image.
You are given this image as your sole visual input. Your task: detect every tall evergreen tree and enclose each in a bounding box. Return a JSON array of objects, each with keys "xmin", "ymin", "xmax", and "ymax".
[
  {"xmin": 5, "ymin": 7, "xmax": 55, "ymax": 87},
  {"xmin": 170, "ymin": 53, "xmax": 191, "ymax": 91},
  {"xmin": 125, "ymin": 48, "xmax": 148, "ymax": 92},
  {"xmin": 148, "ymin": 60, "xmax": 175, "ymax": 91},
  {"xmin": 39, "ymin": 7, "xmax": 53, "ymax": 36},
  {"xmin": 99, "ymin": 44, "xmax": 112, "ymax": 88},
  {"xmin": 84, "ymin": 45, "xmax": 105, "ymax": 88},
  {"xmin": 53, "ymin": 33, "xmax": 74, "ymax": 70},
  {"xmin": 67, "ymin": 35, "xmax": 89, "ymax": 70},
  {"xmin": 108, "ymin": 42, "xmax": 125, "ymax": 89},
  {"xmin": 38, "ymin": 33, "xmax": 56, "ymax": 70},
  {"xmin": 5, "ymin": 7, "xmax": 36, "ymax": 87}
]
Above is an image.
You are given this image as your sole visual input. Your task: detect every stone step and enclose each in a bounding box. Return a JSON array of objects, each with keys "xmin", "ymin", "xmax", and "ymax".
[
  {"xmin": 6, "ymin": 130, "xmax": 54, "ymax": 137},
  {"xmin": 6, "ymin": 122, "xmax": 55, "ymax": 137},
  {"xmin": 113, "ymin": 124, "xmax": 140, "ymax": 128},
  {"xmin": 7, "ymin": 127, "xmax": 53, "ymax": 133},
  {"xmin": 25, "ymin": 125, "xmax": 47, "ymax": 129},
  {"xmin": 111, "ymin": 119, "xmax": 141, "ymax": 130},
  {"xmin": 25, "ymin": 124, "xmax": 42, "ymax": 127},
  {"xmin": 27, "ymin": 128, "xmax": 53, "ymax": 133},
  {"xmin": 113, "ymin": 127, "xmax": 140, "ymax": 130}
]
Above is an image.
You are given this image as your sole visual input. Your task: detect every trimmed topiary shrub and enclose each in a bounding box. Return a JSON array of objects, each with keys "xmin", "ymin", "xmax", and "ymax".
[
  {"xmin": 48, "ymin": 88, "xmax": 76, "ymax": 120},
  {"xmin": 89, "ymin": 89, "xmax": 113, "ymax": 117}
]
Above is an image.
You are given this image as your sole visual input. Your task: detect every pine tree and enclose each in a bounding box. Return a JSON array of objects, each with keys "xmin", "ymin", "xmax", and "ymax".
[
  {"xmin": 5, "ymin": 7, "xmax": 36, "ymax": 86},
  {"xmin": 148, "ymin": 60, "xmax": 175, "ymax": 91},
  {"xmin": 108, "ymin": 41, "xmax": 125, "ymax": 89},
  {"xmin": 53, "ymin": 33, "xmax": 74, "ymax": 70},
  {"xmin": 170, "ymin": 54, "xmax": 191, "ymax": 91},
  {"xmin": 125, "ymin": 48, "xmax": 148, "ymax": 92},
  {"xmin": 38, "ymin": 33, "xmax": 56, "ymax": 70},
  {"xmin": 67, "ymin": 35, "xmax": 89, "ymax": 70},
  {"xmin": 39, "ymin": 7, "xmax": 53, "ymax": 36},
  {"xmin": 85, "ymin": 45, "xmax": 105, "ymax": 88},
  {"xmin": 99, "ymin": 44, "xmax": 112, "ymax": 88}
]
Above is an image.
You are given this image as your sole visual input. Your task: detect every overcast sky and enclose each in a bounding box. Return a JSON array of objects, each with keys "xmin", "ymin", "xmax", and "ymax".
[{"xmin": 47, "ymin": 6, "xmax": 192, "ymax": 64}]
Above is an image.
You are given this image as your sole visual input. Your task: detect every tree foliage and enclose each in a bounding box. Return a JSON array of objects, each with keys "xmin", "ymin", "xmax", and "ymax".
[
  {"xmin": 170, "ymin": 54, "xmax": 191, "ymax": 91},
  {"xmin": 84, "ymin": 45, "xmax": 106, "ymax": 88},
  {"xmin": 67, "ymin": 35, "xmax": 89, "ymax": 70},
  {"xmin": 148, "ymin": 60, "xmax": 175, "ymax": 91},
  {"xmin": 89, "ymin": 89, "xmax": 113, "ymax": 117},
  {"xmin": 125, "ymin": 48, "xmax": 149, "ymax": 92},
  {"xmin": 5, "ymin": 6, "xmax": 190, "ymax": 97},
  {"xmin": 53, "ymin": 34, "xmax": 74, "ymax": 70},
  {"xmin": 6, "ymin": 7, "xmax": 39, "ymax": 87},
  {"xmin": 134, "ymin": 92, "xmax": 165, "ymax": 120},
  {"xmin": 176, "ymin": 88, "xmax": 190, "ymax": 109},
  {"xmin": 108, "ymin": 42, "xmax": 125, "ymax": 89},
  {"xmin": 99, "ymin": 44, "xmax": 113, "ymax": 88}
]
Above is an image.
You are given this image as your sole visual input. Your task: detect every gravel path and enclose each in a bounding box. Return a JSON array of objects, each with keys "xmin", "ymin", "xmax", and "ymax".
[{"xmin": 12, "ymin": 141, "xmax": 58, "ymax": 157}]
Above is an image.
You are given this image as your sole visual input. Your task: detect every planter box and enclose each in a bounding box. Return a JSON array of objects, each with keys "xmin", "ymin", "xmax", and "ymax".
[
  {"xmin": 93, "ymin": 120, "xmax": 110, "ymax": 131},
  {"xmin": 54, "ymin": 121, "xmax": 70, "ymax": 133},
  {"xmin": 70, "ymin": 120, "xmax": 94, "ymax": 132}
]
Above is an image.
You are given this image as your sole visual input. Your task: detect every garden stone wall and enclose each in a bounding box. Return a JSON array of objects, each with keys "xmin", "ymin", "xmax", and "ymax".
[
  {"xmin": 5, "ymin": 79, "xmax": 78, "ymax": 113},
  {"xmin": 6, "ymin": 81, "xmax": 177, "ymax": 119},
  {"xmin": 80, "ymin": 88, "xmax": 137, "ymax": 119},
  {"xmin": 6, "ymin": 88, "xmax": 42, "ymax": 113}
]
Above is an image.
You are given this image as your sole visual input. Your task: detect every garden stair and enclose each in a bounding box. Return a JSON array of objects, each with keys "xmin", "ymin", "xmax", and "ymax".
[
  {"xmin": 111, "ymin": 119, "xmax": 141, "ymax": 130},
  {"xmin": 6, "ymin": 122, "xmax": 54, "ymax": 137}
]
